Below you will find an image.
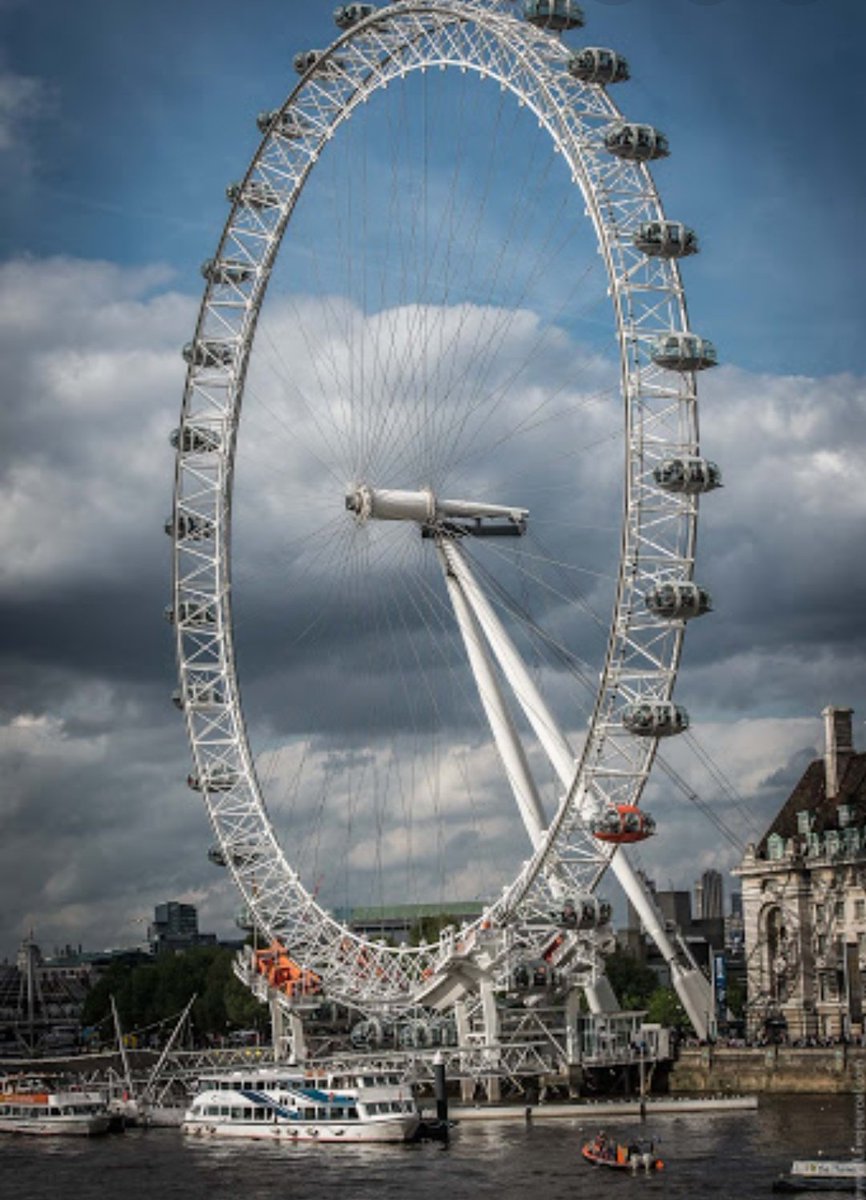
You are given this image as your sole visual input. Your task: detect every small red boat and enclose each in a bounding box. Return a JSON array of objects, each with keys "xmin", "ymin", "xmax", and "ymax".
[{"xmin": 582, "ymin": 1135, "xmax": 664, "ymax": 1172}]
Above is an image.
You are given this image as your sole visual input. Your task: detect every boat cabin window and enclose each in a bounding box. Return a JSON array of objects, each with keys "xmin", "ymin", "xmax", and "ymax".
[{"xmin": 348, "ymin": 1106, "xmax": 359, "ymax": 1119}]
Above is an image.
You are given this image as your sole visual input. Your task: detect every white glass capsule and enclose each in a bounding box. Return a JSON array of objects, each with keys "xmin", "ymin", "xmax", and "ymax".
[
  {"xmin": 182, "ymin": 340, "xmax": 234, "ymax": 368},
  {"xmin": 201, "ymin": 258, "xmax": 254, "ymax": 285},
  {"xmin": 653, "ymin": 457, "xmax": 722, "ymax": 495},
  {"xmin": 651, "ymin": 332, "xmax": 717, "ymax": 371},
  {"xmin": 334, "ymin": 3, "xmax": 376, "ymax": 28},
  {"xmin": 559, "ymin": 894, "xmax": 613, "ymax": 930},
  {"xmin": 188, "ymin": 767, "xmax": 239, "ymax": 793},
  {"xmin": 605, "ymin": 122, "xmax": 669, "ymax": 162},
  {"xmin": 170, "ymin": 426, "xmax": 222, "ymax": 454},
  {"xmin": 164, "ymin": 513, "xmax": 215, "ymax": 541},
  {"xmin": 226, "ymin": 180, "xmax": 281, "ymax": 210},
  {"xmin": 256, "ymin": 109, "xmax": 309, "ymax": 139},
  {"xmin": 524, "ymin": 0, "xmax": 584, "ymax": 31},
  {"xmin": 568, "ymin": 48, "xmax": 629, "ymax": 85},
  {"xmin": 645, "ymin": 581, "xmax": 712, "ymax": 621},
  {"xmin": 167, "ymin": 600, "xmax": 217, "ymax": 629},
  {"xmin": 293, "ymin": 49, "xmax": 344, "ymax": 76},
  {"xmin": 633, "ymin": 220, "xmax": 698, "ymax": 259},
  {"xmin": 622, "ymin": 701, "xmax": 689, "ymax": 738}
]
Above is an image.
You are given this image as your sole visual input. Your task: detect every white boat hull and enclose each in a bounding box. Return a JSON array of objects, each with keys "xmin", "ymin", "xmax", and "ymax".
[
  {"xmin": 183, "ymin": 1115, "xmax": 419, "ymax": 1143},
  {"xmin": 0, "ymin": 1113, "xmax": 112, "ymax": 1136}
]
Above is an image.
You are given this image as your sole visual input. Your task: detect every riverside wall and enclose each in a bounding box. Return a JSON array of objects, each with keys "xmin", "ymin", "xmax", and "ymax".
[{"xmin": 669, "ymin": 1045, "xmax": 866, "ymax": 1095}]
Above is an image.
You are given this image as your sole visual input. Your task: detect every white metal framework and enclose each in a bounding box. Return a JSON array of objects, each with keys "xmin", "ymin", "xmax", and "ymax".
[{"xmin": 170, "ymin": 0, "xmax": 717, "ymax": 1033}]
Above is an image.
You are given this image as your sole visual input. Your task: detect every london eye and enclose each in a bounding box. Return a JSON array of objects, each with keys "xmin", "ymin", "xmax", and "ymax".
[{"xmin": 168, "ymin": 0, "xmax": 719, "ymax": 1037}]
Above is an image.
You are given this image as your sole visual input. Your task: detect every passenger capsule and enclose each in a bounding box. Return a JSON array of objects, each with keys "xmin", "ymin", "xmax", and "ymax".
[
  {"xmin": 568, "ymin": 48, "xmax": 629, "ymax": 85},
  {"xmin": 170, "ymin": 426, "xmax": 222, "ymax": 454},
  {"xmin": 209, "ymin": 842, "xmax": 260, "ymax": 868},
  {"xmin": 256, "ymin": 109, "xmax": 309, "ymax": 139},
  {"xmin": 591, "ymin": 804, "xmax": 656, "ymax": 844},
  {"xmin": 653, "ymin": 456, "xmax": 722, "ymax": 495},
  {"xmin": 559, "ymin": 894, "xmax": 613, "ymax": 930},
  {"xmin": 201, "ymin": 258, "xmax": 254, "ymax": 285},
  {"xmin": 524, "ymin": 0, "xmax": 585, "ymax": 31},
  {"xmin": 235, "ymin": 907, "xmax": 255, "ymax": 932},
  {"xmin": 226, "ymin": 180, "xmax": 281, "ymax": 210},
  {"xmin": 604, "ymin": 122, "xmax": 669, "ymax": 162},
  {"xmin": 622, "ymin": 701, "xmax": 689, "ymax": 738},
  {"xmin": 208, "ymin": 845, "xmax": 228, "ymax": 867},
  {"xmin": 334, "ymin": 3, "xmax": 376, "ymax": 28},
  {"xmin": 645, "ymin": 581, "xmax": 712, "ymax": 621},
  {"xmin": 182, "ymin": 340, "xmax": 234, "ymax": 368},
  {"xmin": 165, "ymin": 600, "xmax": 217, "ymax": 629},
  {"xmin": 178, "ymin": 681, "xmax": 225, "ymax": 709},
  {"xmin": 164, "ymin": 513, "xmax": 215, "ymax": 541},
  {"xmin": 633, "ymin": 220, "xmax": 698, "ymax": 259},
  {"xmin": 293, "ymin": 49, "xmax": 344, "ymax": 76},
  {"xmin": 188, "ymin": 766, "xmax": 239, "ymax": 793},
  {"xmin": 651, "ymin": 332, "xmax": 717, "ymax": 371}
]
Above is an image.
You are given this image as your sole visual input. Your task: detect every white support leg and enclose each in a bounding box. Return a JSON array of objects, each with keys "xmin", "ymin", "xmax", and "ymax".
[
  {"xmin": 440, "ymin": 539, "xmax": 713, "ymax": 1040},
  {"xmin": 440, "ymin": 539, "xmax": 576, "ymax": 786},
  {"xmin": 437, "ymin": 540, "xmax": 547, "ymax": 849}
]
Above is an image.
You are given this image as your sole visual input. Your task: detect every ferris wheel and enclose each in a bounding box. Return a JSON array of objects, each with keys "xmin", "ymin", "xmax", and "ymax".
[{"xmin": 169, "ymin": 0, "xmax": 720, "ymax": 1034}]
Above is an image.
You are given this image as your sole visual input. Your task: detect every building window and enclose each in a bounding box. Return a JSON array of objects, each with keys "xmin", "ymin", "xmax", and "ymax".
[
  {"xmin": 826, "ymin": 831, "xmax": 840, "ymax": 856},
  {"xmin": 838, "ymin": 804, "xmax": 851, "ymax": 828},
  {"xmin": 835, "ymin": 900, "xmax": 845, "ymax": 921},
  {"xmin": 855, "ymin": 900, "xmax": 865, "ymax": 922},
  {"xmin": 797, "ymin": 810, "xmax": 813, "ymax": 835},
  {"xmin": 816, "ymin": 904, "xmax": 826, "ymax": 924}
]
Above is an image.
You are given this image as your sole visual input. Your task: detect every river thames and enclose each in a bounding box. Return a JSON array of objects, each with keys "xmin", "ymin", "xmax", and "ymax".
[{"xmin": 0, "ymin": 1095, "xmax": 860, "ymax": 1200}]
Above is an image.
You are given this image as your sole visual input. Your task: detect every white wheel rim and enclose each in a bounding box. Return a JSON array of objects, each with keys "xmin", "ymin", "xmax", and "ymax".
[{"xmin": 171, "ymin": 0, "xmax": 705, "ymax": 1011}]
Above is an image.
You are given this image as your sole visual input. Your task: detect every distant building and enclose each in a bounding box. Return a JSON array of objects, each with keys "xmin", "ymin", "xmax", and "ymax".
[
  {"xmin": 696, "ymin": 869, "xmax": 724, "ymax": 921},
  {"xmin": 342, "ymin": 901, "xmax": 484, "ymax": 944},
  {"xmin": 149, "ymin": 901, "xmax": 217, "ymax": 956},
  {"xmin": 736, "ymin": 707, "xmax": 866, "ymax": 1040},
  {"xmin": 622, "ymin": 876, "xmax": 725, "ymax": 981},
  {"xmin": 725, "ymin": 890, "xmax": 745, "ymax": 955},
  {"xmin": 0, "ymin": 937, "xmax": 143, "ymax": 1050}
]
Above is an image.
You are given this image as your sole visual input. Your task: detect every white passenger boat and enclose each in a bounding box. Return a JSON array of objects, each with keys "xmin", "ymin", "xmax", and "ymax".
[
  {"xmin": 0, "ymin": 1076, "xmax": 112, "ymax": 1136},
  {"xmin": 183, "ymin": 1065, "xmax": 420, "ymax": 1142}
]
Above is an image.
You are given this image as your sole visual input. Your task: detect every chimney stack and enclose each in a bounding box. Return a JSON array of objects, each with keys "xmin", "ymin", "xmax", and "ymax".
[{"xmin": 822, "ymin": 706, "xmax": 854, "ymax": 799}]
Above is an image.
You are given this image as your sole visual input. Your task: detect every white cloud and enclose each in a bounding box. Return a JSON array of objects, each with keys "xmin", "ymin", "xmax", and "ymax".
[
  {"xmin": 1, "ymin": 254, "xmax": 864, "ymax": 957},
  {"xmin": 0, "ymin": 71, "xmax": 47, "ymax": 153}
]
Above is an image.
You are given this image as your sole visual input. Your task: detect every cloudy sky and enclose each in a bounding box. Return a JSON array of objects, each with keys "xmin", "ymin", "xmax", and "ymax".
[{"xmin": 1, "ymin": 0, "xmax": 864, "ymax": 962}]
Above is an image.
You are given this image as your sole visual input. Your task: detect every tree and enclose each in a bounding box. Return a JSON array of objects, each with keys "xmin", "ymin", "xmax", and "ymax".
[
  {"xmin": 603, "ymin": 949, "xmax": 658, "ymax": 1010},
  {"xmin": 646, "ymin": 987, "xmax": 686, "ymax": 1028},
  {"xmin": 81, "ymin": 946, "xmax": 266, "ymax": 1042}
]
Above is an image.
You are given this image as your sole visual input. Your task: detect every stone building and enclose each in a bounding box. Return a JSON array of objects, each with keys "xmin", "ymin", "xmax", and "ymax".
[{"xmin": 736, "ymin": 707, "xmax": 866, "ymax": 1040}]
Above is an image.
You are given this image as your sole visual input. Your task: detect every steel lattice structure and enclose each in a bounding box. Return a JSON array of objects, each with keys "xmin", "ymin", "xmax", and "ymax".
[{"xmin": 170, "ymin": 0, "xmax": 718, "ymax": 1030}]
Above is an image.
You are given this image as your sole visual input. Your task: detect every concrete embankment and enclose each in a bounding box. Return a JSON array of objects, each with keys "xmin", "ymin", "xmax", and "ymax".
[
  {"xmin": 670, "ymin": 1045, "xmax": 866, "ymax": 1095},
  {"xmin": 451, "ymin": 1095, "xmax": 758, "ymax": 1121}
]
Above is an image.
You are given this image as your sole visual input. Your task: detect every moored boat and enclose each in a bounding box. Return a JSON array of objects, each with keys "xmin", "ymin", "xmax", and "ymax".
[
  {"xmin": 182, "ymin": 1065, "xmax": 420, "ymax": 1142},
  {"xmin": 772, "ymin": 1160, "xmax": 866, "ymax": 1194},
  {"xmin": 0, "ymin": 1076, "xmax": 112, "ymax": 1136}
]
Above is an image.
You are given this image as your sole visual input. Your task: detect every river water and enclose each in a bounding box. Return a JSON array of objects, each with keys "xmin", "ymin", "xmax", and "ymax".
[{"xmin": 0, "ymin": 1096, "xmax": 859, "ymax": 1199}]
